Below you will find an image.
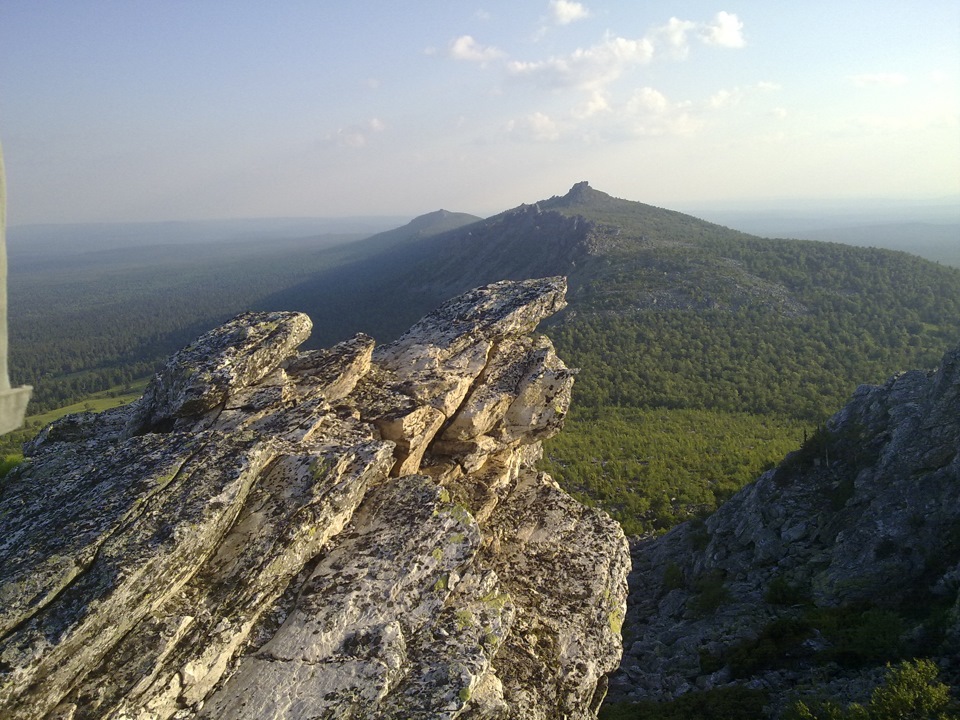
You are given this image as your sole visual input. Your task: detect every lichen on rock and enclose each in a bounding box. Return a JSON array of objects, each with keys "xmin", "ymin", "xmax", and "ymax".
[{"xmin": 0, "ymin": 277, "xmax": 629, "ymax": 720}]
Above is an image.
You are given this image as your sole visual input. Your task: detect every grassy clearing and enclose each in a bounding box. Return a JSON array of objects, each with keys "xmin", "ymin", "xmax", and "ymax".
[
  {"xmin": 541, "ymin": 406, "xmax": 808, "ymax": 536},
  {"xmin": 0, "ymin": 378, "xmax": 149, "ymax": 455},
  {"xmin": 26, "ymin": 380, "xmax": 148, "ymax": 426}
]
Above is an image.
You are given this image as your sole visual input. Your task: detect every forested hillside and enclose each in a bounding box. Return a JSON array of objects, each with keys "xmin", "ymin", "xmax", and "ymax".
[
  {"xmin": 550, "ymin": 238, "xmax": 957, "ymax": 419},
  {"xmin": 9, "ymin": 184, "xmax": 960, "ymax": 532},
  {"xmin": 11, "ymin": 236, "xmax": 354, "ymax": 410},
  {"xmin": 535, "ymin": 185, "xmax": 960, "ymax": 529},
  {"xmin": 8, "ymin": 212, "xmax": 480, "ymax": 414}
]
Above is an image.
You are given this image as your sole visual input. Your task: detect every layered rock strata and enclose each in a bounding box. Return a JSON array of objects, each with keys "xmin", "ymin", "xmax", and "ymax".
[{"xmin": 0, "ymin": 277, "xmax": 630, "ymax": 720}]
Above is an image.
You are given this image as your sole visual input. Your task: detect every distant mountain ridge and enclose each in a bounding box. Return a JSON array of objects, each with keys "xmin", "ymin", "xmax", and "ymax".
[
  {"xmin": 268, "ymin": 182, "xmax": 757, "ymax": 344},
  {"xmin": 695, "ymin": 205, "xmax": 960, "ymax": 268},
  {"xmin": 789, "ymin": 222, "xmax": 960, "ymax": 268},
  {"xmin": 339, "ymin": 208, "xmax": 482, "ymax": 256},
  {"xmin": 9, "ymin": 182, "xmax": 960, "ymax": 444},
  {"xmin": 268, "ymin": 182, "xmax": 958, "ymax": 418},
  {"xmin": 7, "ymin": 216, "xmax": 409, "ymax": 259}
]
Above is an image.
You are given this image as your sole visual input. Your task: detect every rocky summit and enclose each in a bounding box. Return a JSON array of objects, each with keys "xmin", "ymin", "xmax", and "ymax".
[{"xmin": 0, "ymin": 277, "xmax": 630, "ymax": 720}]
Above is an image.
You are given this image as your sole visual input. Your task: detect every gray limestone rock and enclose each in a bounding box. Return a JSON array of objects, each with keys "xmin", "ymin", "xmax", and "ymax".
[
  {"xmin": 131, "ymin": 310, "xmax": 313, "ymax": 433},
  {"xmin": 0, "ymin": 277, "xmax": 628, "ymax": 720}
]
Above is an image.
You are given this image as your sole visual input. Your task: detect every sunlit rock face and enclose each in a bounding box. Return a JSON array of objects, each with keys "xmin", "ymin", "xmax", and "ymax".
[{"xmin": 0, "ymin": 276, "xmax": 630, "ymax": 720}]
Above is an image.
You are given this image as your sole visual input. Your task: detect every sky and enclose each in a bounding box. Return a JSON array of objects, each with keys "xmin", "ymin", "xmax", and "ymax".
[{"xmin": 1, "ymin": 1, "xmax": 958, "ymax": 225}]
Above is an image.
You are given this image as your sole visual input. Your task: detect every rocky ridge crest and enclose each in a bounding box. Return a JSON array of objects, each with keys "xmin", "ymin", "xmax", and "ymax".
[{"xmin": 0, "ymin": 277, "xmax": 629, "ymax": 720}]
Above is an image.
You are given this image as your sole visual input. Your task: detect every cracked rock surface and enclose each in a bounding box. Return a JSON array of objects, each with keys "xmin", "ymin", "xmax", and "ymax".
[{"xmin": 0, "ymin": 277, "xmax": 629, "ymax": 720}]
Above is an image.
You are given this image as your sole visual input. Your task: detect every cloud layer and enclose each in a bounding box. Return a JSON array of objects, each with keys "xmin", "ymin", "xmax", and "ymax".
[
  {"xmin": 549, "ymin": 0, "xmax": 590, "ymax": 26},
  {"xmin": 450, "ymin": 35, "xmax": 505, "ymax": 63},
  {"xmin": 700, "ymin": 11, "xmax": 745, "ymax": 48},
  {"xmin": 447, "ymin": 6, "xmax": 751, "ymax": 144},
  {"xmin": 504, "ymin": 10, "xmax": 746, "ymax": 92},
  {"xmin": 654, "ymin": 12, "xmax": 745, "ymax": 58},
  {"xmin": 507, "ymin": 35, "xmax": 655, "ymax": 90}
]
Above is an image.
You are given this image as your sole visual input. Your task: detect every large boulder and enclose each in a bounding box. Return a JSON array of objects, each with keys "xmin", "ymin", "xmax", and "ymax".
[{"xmin": 0, "ymin": 277, "xmax": 629, "ymax": 720}]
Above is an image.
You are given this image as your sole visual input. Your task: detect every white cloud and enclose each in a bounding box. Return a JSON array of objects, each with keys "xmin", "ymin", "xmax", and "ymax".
[
  {"xmin": 369, "ymin": 118, "xmax": 386, "ymax": 133},
  {"xmin": 550, "ymin": 0, "xmax": 590, "ymax": 25},
  {"xmin": 507, "ymin": 111, "xmax": 562, "ymax": 141},
  {"xmin": 699, "ymin": 11, "xmax": 745, "ymax": 48},
  {"xmin": 466, "ymin": 11, "xmax": 746, "ymax": 92},
  {"xmin": 847, "ymin": 73, "xmax": 907, "ymax": 87},
  {"xmin": 449, "ymin": 35, "xmax": 505, "ymax": 63},
  {"xmin": 507, "ymin": 35, "xmax": 654, "ymax": 90},
  {"xmin": 502, "ymin": 86, "xmax": 703, "ymax": 143},
  {"xmin": 459, "ymin": 10, "xmax": 752, "ymax": 145},
  {"xmin": 708, "ymin": 88, "xmax": 740, "ymax": 109},
  {"xmin": 646, "ymin": 12, "xmax": 747, "ymax": 59},
  {"xmin": 574, "ymin": 89, "xmax": 611, "ymax": 118},
  {"xmin": 656, "ymin": 17, "xmax": 697, "ymax": 57},
  {"xmin": 622, "ymin": 87, "xmax": 700, "ymax": 136},
  {"xmin": 626, "ymin": 86, "xmax": 670, "ymax": 115},
  {"xmin": 771, "ymin": 107, "xmax": 788, "ymax": 120}
]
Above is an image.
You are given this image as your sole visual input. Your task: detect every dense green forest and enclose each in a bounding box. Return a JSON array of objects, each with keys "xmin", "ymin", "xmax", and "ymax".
[
  {"xmin": 532, "ymin": 189, "xmax": 960, "ymax": 532},
  {"xmin": 550, "ymin": 210, "xmax": 958, "ymax": 423},
  {"xmin": 10, "ymin": 212, "xmax": 481, "ymax": 414},
  {"xmin": 539, "ymin": 408, "xmax": 808, "ymax": 535},
  {"xmin": 9, "ymin": 235, "xmax": 373, "ymax": 411}
]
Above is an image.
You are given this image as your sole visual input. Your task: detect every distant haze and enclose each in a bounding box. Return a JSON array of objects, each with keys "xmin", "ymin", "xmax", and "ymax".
[
  {"xmin": 9, "ymin": 196, "xmax": 958, "ymax": 269},
  {"xmin": 1, "ymin": 1, "xmax": 957, "ymax": 224},
  {"xmin": 683, "ymin": 196, "xmax": 960, "ymax": 266},
  {"xmin": 7, "ymin": 217, "xmax": 408, "ymax": 257}
]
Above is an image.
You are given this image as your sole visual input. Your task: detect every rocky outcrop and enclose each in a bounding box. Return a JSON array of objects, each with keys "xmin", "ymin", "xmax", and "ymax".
[
  {"xmin": 0, "ymin": 277, "xmax": 630, "ymax": 720},
  {"xmin": 609, "ymin": 344, "xmax": 960, "ymax": 713}
]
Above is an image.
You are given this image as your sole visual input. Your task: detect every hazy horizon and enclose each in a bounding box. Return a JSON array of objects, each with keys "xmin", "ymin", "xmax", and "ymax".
[
  {"xmin": 8, "ymin": 185, "xmax": 959, "ymax": 228},
  {"xmin": 2, "ymin": 1, "xmax": 957, "ymax": 226},
  {"xmin": 8, "ymin": 188, "xmax": 957, "ymax": 270}
]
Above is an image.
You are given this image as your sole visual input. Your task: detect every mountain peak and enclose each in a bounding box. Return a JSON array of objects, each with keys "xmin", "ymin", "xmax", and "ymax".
[
  {"xmin": 362, "ymin": 208, "xmax": 481, "ymax": 246},
  {"xmin": 561, "ymin": 181, "xmax": 608, "ymax": 205},
  {"xmin": 566, "ymin": 180, "xmax": 593, "ymax": 201},
  {"xmin": 539, "ymin": 182, "xmax": 620, "ymax": 212}
]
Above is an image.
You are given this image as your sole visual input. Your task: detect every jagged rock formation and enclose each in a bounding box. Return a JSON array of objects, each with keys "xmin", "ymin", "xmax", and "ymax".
[
  {"xmin": 0, "ymin": 277, "xmax": 630, "ymax": 720},
  {"xmin": 609, "ymin": 344, "xmax": 960, "ymax": 712}
]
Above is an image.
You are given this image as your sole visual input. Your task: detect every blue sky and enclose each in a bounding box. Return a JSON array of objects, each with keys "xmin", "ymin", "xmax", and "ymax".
[{"xmin": 1, "ymin": 1, "xmax": 958, "ymax": 224}]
